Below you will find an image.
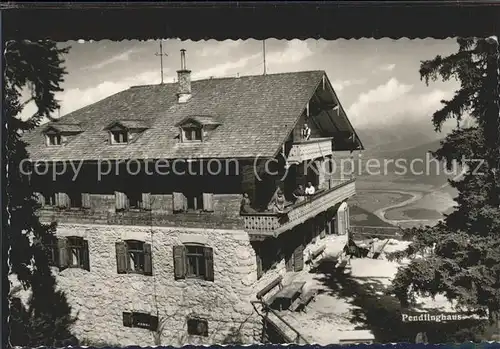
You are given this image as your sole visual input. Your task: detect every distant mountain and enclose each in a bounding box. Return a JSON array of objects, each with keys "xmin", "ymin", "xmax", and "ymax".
[{"xmin": 355, "ymin": 120, "xmax": 445, "ymax": 154}]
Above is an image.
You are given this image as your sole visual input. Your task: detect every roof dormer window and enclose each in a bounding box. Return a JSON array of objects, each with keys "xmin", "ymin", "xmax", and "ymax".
[
  {"xmin": 104, "ymin": 120, "xmax": 149, "ymax": 146},
  {"xmin": 43, "ymin": 123, "xmax": 82, "ymax": 147},
  {"xmin": 175, "ymin": 115, "xmax": 221, "ymax": 144},
  {"xmin": 111, "ymin": 130, "xmax": 129, "ymax": 144},
  {"xmin": 47, "ymin": 133, "xmax": 62, "ymax": 146},
  {"xmin": 183, "ymin": 126, "xmax": 202, "ymax": 142}
]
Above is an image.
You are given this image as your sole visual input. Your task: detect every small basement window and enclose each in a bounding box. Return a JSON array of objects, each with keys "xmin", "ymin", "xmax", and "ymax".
[
  {"xmin": 123, "ymin": 312, "xmax": 158, "ymax": 331},
  {"xmin": 187, "ymin": 318, "xmax": 209, "ymax": 337},
  {"xmin": 110, "ymin": 130, "xmax": 129, "ymax": 144}
]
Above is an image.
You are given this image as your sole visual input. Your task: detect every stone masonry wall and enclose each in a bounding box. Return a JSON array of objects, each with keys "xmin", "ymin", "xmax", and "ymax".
[{"xmin": 51, "ymin": 223, "xmax": 264, "ymax": 346}]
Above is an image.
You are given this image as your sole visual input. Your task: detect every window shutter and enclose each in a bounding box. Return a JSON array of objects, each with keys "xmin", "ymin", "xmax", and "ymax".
[
  {"xmin": 34, "ymin": 192, "xmax": 45, "ymax": 206},
  {"xmin": 115, "ymin": 241, "xmax": 128, "ymax": 274},
  {"xmin": 202, "ymin": 193, "xmax": 214, "ymax": 212},
  {"xmin": 81, "ymin": 193, "xmax": 91, "ymax": 209},
  {"xmin": 172, "ymin": 192, "xmax": 185, "ymax": 212},
  {"xmin": 142, "ymin": 193, "xmax": 152, "ymax": 211},
  {"xmin": 256, "ymin": 248, "xmax": 263, "ymax": 280},
  {"xmin": 82, "ymin": 239, "xmax": 90, "ymax": 271},
  {"xmin": 57, "ymin": 237, "xmax": 69, "ymax": 271},
  {"xmin": 320, "ymin": 214, "xmax": 327, "ymax": 239},
  {"xmin": 57, "ymin": 193, "xmax": 70, "ymax": 209},
  {"xmin": 345, "ymin": 205, "xmax": 350, "ymax": 232},
  {"xmin": 115, "ymin": 191, "xmax": 127, "ymax": 211},
  {"xmin": 285, "ymin": 247, "xmax": 294, "ymax": 272},
  {"xmin": 293, "ymin": 243, "xmax": 304, "ymax": 272},
  {"xmin": 337, "ymin": 204, "xmax": 347, "ymax": 235},
  {"xmin": 173, "ymin": 245, "xmax": 186, "ymax": 280},
  {"xmin": 143, "ymin": 243, "xmax": 153, "ymax": 276},
  {"xmin": 123, "ymin": 312, "xmax": 133, "ymax": 327},
  {"xmin": 204, "ymin": 247, "xmax": 215, "ymax": 281}
]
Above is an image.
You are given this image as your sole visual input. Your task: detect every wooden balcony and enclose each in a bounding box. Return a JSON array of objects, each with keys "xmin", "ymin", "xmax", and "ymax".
[
  {"xmin": 242, "ymin": 178, "xmax": 356, "ymax": 239},
  {"xmin": 286, "ymin": 137, "xmax": 333, "ymax": 165}
]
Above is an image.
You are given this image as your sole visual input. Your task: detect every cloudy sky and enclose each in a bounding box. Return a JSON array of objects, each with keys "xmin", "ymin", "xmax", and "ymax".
[{"xmin": 22, "ymin": 38, "xmax": 460, "ymax": 131}]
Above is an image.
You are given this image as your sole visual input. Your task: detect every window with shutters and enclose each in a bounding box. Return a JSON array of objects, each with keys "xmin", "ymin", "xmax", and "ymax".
[
  {"xmin": 186, "ymin": 245, "xmax": 205, "ymax": 278},
  {"xmin": 50, "ymin": 236, "xmax": 90, "ymax": 271},
  {"xmin": 127, "ymin": 190, "xmax": 142, "ymax": 210},
  {"xmin": 187, "ymin": 318, "xmax": 209, "ymax": 337},
  {"xmin": 67, "ymin": 236, "xmax": 86, "ymax": 268},
  {"xmin": 173, "ymin": 192, "xmax": 214, "ymax": 213},
  {"xmin": 115, "ymin": 240, "xmax": 153, "ymax": 275},
  {"xmin": 55, "ymin": 192, "xmax": 71, "ymax": 210},
  {"xmin": 122, "ymin": 312, "xmax": 158, "ymax": 331},
  {"xmin": 173, "ymin": 244, "xmax": 214, "ymax": 281},
  {"xmin": 116, "ymin": 191, "xmax": 151, "ymax": 211},
  {"xmin": 186, "ymin": 192, "xmax": 203, "ymax": 211}
]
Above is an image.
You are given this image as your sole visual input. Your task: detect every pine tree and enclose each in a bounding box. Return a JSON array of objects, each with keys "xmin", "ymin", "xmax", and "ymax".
[
  {"xmin": 389, "ymin": 37, "xmax": 500, "ymax": 342},
  {"xmin": 5, "ymin": 40, "xmax": 77, "ymax": 347}
]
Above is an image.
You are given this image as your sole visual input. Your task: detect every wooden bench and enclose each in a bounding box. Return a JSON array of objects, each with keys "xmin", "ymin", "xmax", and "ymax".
[
  {"xmin": 305, "ymin": 245, "xmax": 327, "ymax": 269},
  {"xmin": 267, "ymin": 281, "xmax": 306, "ymax": 311},
  {"xmin": 256, "ymin": 275, "xmax": 283, "ymax": 302},
  {"xmin": 289, "ymin": 288, "xmax": 318, "ymax": 312}
]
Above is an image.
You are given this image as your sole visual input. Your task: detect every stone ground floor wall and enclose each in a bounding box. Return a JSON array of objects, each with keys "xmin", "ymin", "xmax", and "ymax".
[
  {"xmin": 10, "ymin": 202, "xmax": 351, "ymax": 346},
  {"xmin": 41, "ymin": 223, "xmax": 265, "ymax": 346}
]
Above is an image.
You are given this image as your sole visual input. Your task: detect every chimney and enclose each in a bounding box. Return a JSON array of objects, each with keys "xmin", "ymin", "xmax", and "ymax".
[{"xmin": 177, "ymin": 49, "xmax": 192, "ymax": 103}]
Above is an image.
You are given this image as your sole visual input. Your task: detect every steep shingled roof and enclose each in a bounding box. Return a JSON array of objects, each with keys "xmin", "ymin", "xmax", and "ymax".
[{"xmin": 23, "ymin": 70, "xmax": 326, "ymax": 161}]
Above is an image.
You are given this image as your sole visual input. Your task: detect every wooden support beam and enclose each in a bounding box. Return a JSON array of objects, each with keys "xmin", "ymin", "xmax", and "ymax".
[{"xmin": 306, "ymin": 101, "xmax": 310, "ymax": 118}]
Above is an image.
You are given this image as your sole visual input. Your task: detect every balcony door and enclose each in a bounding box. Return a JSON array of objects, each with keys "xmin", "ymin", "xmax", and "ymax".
[{"xmin": 305, "ymin": 160, "xmax": 319, "ymax": 188}]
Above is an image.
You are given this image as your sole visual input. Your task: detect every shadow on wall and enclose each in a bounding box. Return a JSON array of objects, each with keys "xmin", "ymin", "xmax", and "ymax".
[{"xmin": 312, "ymin": 260, "xmax": 490, "ymax": 344}]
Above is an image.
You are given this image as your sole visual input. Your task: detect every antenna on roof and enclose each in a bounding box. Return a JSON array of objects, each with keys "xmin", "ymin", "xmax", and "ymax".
[
  {"xmin": 263, "ymin": 40, "xmax": 267, "ymax": 75},
  {"xmin": 155, "ymin": 40, "xmax": 168, "ymax": 84}
]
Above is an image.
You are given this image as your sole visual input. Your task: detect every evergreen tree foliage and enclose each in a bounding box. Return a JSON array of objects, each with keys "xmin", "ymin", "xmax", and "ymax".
[
  {"xmin": 389, "ymin": 37, "xmax": 500, "ymax": 341},
  {"xmin": 5, "ymin": 40, "xmax": 77, "ymax": 347}
]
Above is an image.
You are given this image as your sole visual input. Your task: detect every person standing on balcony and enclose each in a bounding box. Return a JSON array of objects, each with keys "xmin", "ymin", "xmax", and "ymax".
[
  {"xmin": 302, "ymin": 122, "xmax": 311, "ymax": 141},
  {"xmin": 305, "ymin": 182, "xmax": 316, "ymax": 196}
]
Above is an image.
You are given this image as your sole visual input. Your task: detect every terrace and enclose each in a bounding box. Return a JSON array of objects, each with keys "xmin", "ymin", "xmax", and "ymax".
[{"xmin": 242, "ymin": 177, "xmax": 355, "ymax": 240}]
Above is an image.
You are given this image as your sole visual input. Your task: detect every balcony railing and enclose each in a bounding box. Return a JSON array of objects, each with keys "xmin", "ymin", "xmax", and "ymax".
[
  {"xmin": 242, "ymin": 178, "xmax": 356, "ymax": 238},
  {"xmin": 286, "ymin": 137, "xmax": 333, "ymax": 165}
]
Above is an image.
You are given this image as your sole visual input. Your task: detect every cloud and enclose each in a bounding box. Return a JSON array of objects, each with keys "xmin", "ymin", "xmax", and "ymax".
[
  {"xmin": 191, "ymin": 53, "xmax": 261, "ymax": 80},
  {"xmin": 82, "ymin": 48, "xmax": 142, "ymax": 71},
  {"xmin": 196, "ymin": 40, "xmax": 242, "ymax": 57},
  {"xmin": 375, "ymin": 63, "xmax": 396, "ymax": 72},
  {"xmin": 266, "ymin": 40, "xmax": 313, "ymax": 67},
  {"xmin": 331, "ymin": 79, "xmax": 367, "ymax": 92},
  {"xmin": 19, "ymin": 69, "xmax": 164, "ymax": 120},
  {"xmin": 347, "ymin": 78, "xmax": 453, "ymax": 128}
]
